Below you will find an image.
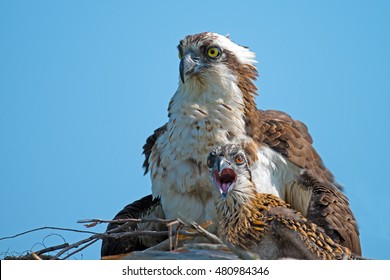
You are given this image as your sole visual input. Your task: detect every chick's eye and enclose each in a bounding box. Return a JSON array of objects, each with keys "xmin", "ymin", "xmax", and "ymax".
[
  {"xmin": 207, "ymin": 47, "xmax": 220, "ymax": 58},
  {"xmin": 207, "ymin": 157, "xmax": 214, "ymax": 168},
  {"xmin": 235, "ymin": 154, "xmax": 245, "ymax": 165}
]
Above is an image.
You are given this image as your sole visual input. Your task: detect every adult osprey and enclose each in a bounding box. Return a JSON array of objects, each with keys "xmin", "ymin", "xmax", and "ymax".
[
  {"xmin": 141, "ymin": 32, "xmax": 360, "ymax": 255},
  {"xmin": 207, "ymin": 144, "xmax": 362, "ymax": 260}
]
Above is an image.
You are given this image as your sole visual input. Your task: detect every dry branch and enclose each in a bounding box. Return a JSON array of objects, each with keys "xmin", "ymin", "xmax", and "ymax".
[
  {"xmin": 1, "ymin": 216, "xmax": 237, "ymax": 260},
  {"xmin": 78, "ymin": 217, "xmax": 175, "ymax": 227},
  {"xmin": 0, "ymin": 226, "xmax": 98, "ymax": 241}
]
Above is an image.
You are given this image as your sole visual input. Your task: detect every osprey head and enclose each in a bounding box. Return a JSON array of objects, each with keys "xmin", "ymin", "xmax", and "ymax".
[
  {"xmin": 177, "ymin": 32, "xmax": 257, "ymax": 86},
  {"xmin": 207, "ymin": 144, "xmax": 253, "ymax": 199}
]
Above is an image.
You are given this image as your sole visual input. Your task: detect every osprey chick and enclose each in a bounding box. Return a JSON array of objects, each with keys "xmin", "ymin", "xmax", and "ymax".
[{"xmin": 208, "ymin": 144, "xmax": 361, "ymax": 260}]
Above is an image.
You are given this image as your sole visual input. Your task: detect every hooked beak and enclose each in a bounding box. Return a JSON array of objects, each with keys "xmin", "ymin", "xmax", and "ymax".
[
  {"xmin": 216, "ymin": 157, "xmax": 229, "ymax": 174},
  {"xmin": 179, "ymin": 52, "xmax": 199, "ymax": 83},
  {"xmin": 213, "ymin": 157, "xmax": 237, "ymax": 196}
]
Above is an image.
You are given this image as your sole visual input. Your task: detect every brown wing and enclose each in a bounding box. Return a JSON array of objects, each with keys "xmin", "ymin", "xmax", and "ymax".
[
  {"xmin": 266, "ymin": 205, "xmax": 359, "ymax": 260},
  {"xmin": 258, "ymin": 109, "xmax": 340, "ymax": 189},
  {"xmin": 256, "ymin": 110, "xmax": 361, "ymax": 255},
  {"xmin": 298, "ymin": 172, "xmax": 361, "ymax": 255},
  {"xmin": 100, "ymin": 195, "xmax": 165, "ymax": 257},
  {"xmin": 142, "ymin": 124, "xmax": 167, "ymax": 175}
]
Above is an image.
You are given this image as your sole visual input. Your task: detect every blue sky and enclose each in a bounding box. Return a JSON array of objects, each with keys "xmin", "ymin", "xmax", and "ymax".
[{"xmin": 0, "ymin": 1, "xmax": 389, "ymax": 260}]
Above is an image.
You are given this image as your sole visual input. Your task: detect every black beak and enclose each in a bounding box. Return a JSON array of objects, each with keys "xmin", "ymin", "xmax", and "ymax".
[{"xmin": 179, "ymin": 52, "xmax": 198, "ymax": 83}]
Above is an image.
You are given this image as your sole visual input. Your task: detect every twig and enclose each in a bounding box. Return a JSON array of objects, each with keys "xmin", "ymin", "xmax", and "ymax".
[
  {"xmin": 175, "ymin": 223, "xmax": 185, "ymax": 249},
  {"xmin": 0, "ymin": 227, "xmax": 98, "ymax": 241},
  {"xmin": 107, "ymin": 231, "xmax": 171, "ymax": 238},
  {"xmin": 78, "ymin": 218, "xmax": 175, "ymax": 227},
  {"xmin": 31, "ymin": 252, "xmax": 42, "ymax": 260},
  {"xmin": 166, "ymin": 220, "xmax": 181, "ymax": 251},
  {"xmin": 189, "ymin": 221, "xmax": 259, "ymax": 259},
  {"xmin": 35, "ymin": 243, "xmax": 69, "ymax": 255},
  {"xmin": 52, "ymin": 233, "xmax": 99, "ymax": 259},
  {"xmin": 103, "ymin": 229, "xmax": 201, "ymax": 239},
  {"xmin": 188, "ymin": 221, "xmax": 224, "ymax": 244},
  {"xmin": 180, "ymin": 217, "xmax": 259, "ymax": 260},
  {"xmin": 176, "ymin": 215, "xmax": 222, "ymax": 245},
  {"xmin": 50, "ymin": 222, "xmax": 129, "ymax": 259},
  {"xmin": 61, "ymin": 239, "xmax": 99, "ymax": 260}
]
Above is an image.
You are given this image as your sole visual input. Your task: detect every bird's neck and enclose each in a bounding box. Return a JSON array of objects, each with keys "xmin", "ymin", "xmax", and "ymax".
[
  {"xmin": 169, "ymin": 75, "xmax": 258, "ymax": 128},
  {"xmin": 217, "ymin": 189, "xmax": 290, "ymax": 249},
  {"xmin": 165, "ymin": 81, "xmax": 250, "ymax": 163},
  {"xmin": 216, "ymin": 187, "xmax": 268, "ymax": 249}
]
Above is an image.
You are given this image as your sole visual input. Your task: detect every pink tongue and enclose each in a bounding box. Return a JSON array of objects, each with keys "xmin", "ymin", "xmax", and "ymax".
[
  {"xmin": 214, "ymin": 168, "xmax": 236, "ymax": 194},
  {"xmin": 220, "ymin": 182, "xmax": 231, "ymax": 193}
]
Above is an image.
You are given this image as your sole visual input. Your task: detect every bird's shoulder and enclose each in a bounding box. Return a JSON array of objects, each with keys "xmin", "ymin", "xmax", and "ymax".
[
  {"xmin": 142, "ymin": 124, "xmax": 168, "ymax": 174},
  {"xmin": 254, "ymin": 193, "xmax": 306, "ymax": 222},
  {"xmin": 256, "ymin": 109, "xmax": 341, "ymax": 189}
]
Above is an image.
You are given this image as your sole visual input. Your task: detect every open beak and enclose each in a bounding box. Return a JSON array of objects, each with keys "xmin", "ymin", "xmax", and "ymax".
[{"xmin": 213, "ymin": 158, "xmax": 237, "ymax": 196}]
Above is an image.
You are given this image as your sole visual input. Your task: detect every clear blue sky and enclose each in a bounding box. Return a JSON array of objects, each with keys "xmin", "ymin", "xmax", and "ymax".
[{"xmin": 1, "ymin": 1, "xmax": 389, "ymax": 260}]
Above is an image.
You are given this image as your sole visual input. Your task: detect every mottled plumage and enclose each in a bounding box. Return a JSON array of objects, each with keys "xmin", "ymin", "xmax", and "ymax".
[
  {"xmin": 142, "ymin": 32, "xmax": 360, "ymax": 255},
  {"xmin": 208, "ymin": 144, "xmax": 361, "ymax": 260}
]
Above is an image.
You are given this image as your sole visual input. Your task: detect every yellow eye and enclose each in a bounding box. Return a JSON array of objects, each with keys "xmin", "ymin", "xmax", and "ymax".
[
  {"xmin": 235, "ymin": 154, "xmax": 245, "ymax": 165},
  {"xmin": 207, "ymin": 47, "xmax": 220, "ymax": 58},
  {"xmin": 178, "ymin": 52, "xmax": 183, "ymax": 59}
]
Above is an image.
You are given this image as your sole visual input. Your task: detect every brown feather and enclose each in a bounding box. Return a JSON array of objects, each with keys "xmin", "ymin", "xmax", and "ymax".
[
  {"xmin": 142, "ymin": 124, "xmax": 167, "ymax": 175},
  {"xmin": 253, "ymin": 110, "xmax": 362, "ymax": 254},
  {"xmin": 217, "ymin": 192, "xmax": 361, "ymax": 260},
  {"xmin": 100, "ymin": 195, "xmax": 166, "ymax": 257},
  {"xmin": 300, "ymin": 172, "xmax": 362, "ymax": 255}
]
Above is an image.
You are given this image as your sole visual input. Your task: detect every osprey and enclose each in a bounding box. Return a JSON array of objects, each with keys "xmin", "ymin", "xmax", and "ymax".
[
  {"xmin": 207, "ymin": 144, "xmax": 362, "ymax": 260},
  {"xmin": 101, "ymin": 32, "xmax": 361, "ymax": 257}
]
